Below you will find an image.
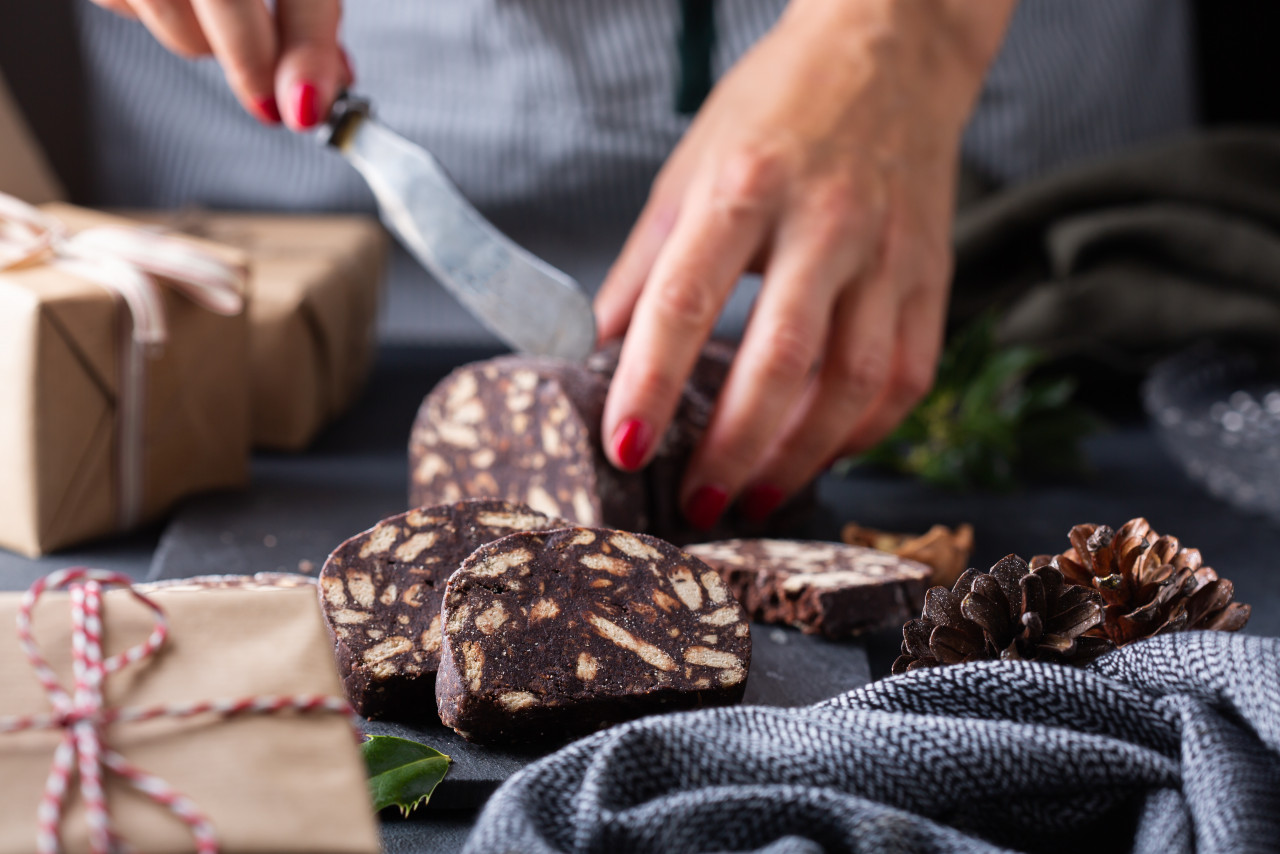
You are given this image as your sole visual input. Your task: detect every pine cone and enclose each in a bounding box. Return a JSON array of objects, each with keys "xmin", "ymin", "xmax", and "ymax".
[
  {"xmin": 892, "ymin": 555, "xmax": 1114, "ymax": 674},
  {"xmin": 1032, "ymin": 518, "xmax": 1250, "ymax": 646}
]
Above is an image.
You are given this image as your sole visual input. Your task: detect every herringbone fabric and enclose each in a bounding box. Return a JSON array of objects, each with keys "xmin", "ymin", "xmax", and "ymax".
[{"xmin": 465, "ymin": 632, "xmax": 1280, "ymax": 853}]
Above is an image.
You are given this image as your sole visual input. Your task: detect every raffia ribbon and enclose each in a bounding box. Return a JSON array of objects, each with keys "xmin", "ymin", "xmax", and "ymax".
[
  {"xmin": 0, "ymin": 193, "xmax": 246, "ymax": 532},
  {"xmin": 0, "ymin": 568, "xmax": 354, "ymax": 854}
]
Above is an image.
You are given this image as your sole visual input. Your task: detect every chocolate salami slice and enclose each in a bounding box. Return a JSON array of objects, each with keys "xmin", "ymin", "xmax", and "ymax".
[
  {"xmin": 319, "ymin": 499, "xmax": 564, "ymax": 720},
  {"xmin": 435, "ymin": 527, "xmax": 752, "ymax": 743},
  {"xmin": 685, "ymin": 539, "xmax": 932, "ymax": 638},
  {"xmin": 408, "ymin": 342, "xmax": 811, "ymax": 544}
]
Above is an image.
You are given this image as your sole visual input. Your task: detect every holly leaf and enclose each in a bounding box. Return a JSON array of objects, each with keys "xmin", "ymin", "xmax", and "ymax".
[{"xmin": 362, "ymin": 735, "xmax": 451, "ymax": 817}]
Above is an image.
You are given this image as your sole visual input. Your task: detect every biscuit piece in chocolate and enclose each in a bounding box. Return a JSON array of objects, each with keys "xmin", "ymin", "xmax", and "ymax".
[
  {"xmin": 319, "ymin": 500, "xmax": 564, "ymax": 720},
  {"xmin": 435, "ymin": 527, "xmax": 752, "ymax": 743},
  {"xmin": 685, "ymin": 539, "xmax": 931, "ymax": 638}
]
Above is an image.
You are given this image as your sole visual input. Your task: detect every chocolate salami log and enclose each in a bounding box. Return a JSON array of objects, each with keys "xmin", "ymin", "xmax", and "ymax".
[
  {"xmin": 685, "ymin": 539, "xmax": 932, "ymax": 639},
  {"xmin": 408, "ymin": 342, "xmax": 810, "ymax": 544},
  {"xmin": 435, "ymin": 527, "xmax": 752, "ymax": 744},
  {"xmin": 408, "ymin": 353, "xmax": 646, "ymax": 533},
  {"xmin": 318, "ymin": 500, "xmax": 564, "ymax": 720}
]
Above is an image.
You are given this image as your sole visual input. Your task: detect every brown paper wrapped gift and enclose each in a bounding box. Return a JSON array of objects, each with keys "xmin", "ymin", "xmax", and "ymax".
[
  {"xmin": 0, "ymin": 575, "xmax": 380, "ymax": 854},
  {"xmin": 0, "ymin": 203, "xmax": 250, "ymax": 556},
  {"xmin": 129, "ymin": 212, "xmax": 388, "ymax": 451}
]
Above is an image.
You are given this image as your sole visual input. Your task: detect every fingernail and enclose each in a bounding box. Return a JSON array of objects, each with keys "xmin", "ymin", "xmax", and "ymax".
[
  {"xmin": 741, "ymin": 484, "xmax": 785, "ymax": 524},
  {"xmin": 292, "ymin": 81, "xmax": 319, "ymax": 128},
  {"xmin": 685, "ymin": 484, "xmax": 729, "ymax": 531},
  {"xmin": 611, "ymin": 419, "xmax": 652, "ymax": 471},
  {"xmin": 253, "ymin": 95, "xmax": 281, "ymax": 124}
]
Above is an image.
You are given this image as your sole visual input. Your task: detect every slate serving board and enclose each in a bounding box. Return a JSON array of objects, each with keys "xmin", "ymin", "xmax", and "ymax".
[
  {"xmin": 363, "ymin": 622, "xmax": 871, "ymax": 810},
  {"xmin": 10, "ymin": 343, "xmax": 1280, "ymax": 854}
]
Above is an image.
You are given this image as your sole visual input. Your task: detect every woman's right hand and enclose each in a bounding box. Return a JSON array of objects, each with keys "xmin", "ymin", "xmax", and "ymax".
[{"xmin": 90, "ymin": 0, "xmax": 350, "ymax": 130}]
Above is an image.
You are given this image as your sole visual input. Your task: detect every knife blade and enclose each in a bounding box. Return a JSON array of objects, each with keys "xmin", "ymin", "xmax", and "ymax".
[{"xmin": 321, "ymin": 93, "xmax": 597, "ymax": 361}]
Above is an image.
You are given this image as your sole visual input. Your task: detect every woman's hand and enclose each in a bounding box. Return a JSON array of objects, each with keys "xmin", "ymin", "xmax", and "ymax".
[
  {"xmin": 595, "ymin": 0, "xmax": 1015, "ymax": 529},
  {"xmin": 89, "ymin": 0, "xmax": 350, "ymax": 129}
]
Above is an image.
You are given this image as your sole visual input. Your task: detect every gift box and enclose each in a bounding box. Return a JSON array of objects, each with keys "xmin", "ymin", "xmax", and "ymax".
[
  {"xmin": 0, "ymin": 570, "xmax": 381, "ymax": 854},
  {"xmin": 0, "ymin": 200, "xmax": 250, "ymax": 556},
  {"xmin": 129, "ymin": 211, "xmax": 388, "ymax": 451},
  {"xmin": 0, "ymin": 68, "xmax": 63, "ymax": 204}
]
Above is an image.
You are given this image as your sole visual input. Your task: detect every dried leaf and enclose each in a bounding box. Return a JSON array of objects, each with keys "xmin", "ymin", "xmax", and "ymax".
[{"xmin": 841, "ymin": 522, "xmax": 975, "ymax": 589}]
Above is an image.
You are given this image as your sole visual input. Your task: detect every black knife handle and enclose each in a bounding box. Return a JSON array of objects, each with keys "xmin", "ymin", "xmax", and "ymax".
[{"xmin": 318, "ymin": 91, "xmax": 372, "ymax": 149}]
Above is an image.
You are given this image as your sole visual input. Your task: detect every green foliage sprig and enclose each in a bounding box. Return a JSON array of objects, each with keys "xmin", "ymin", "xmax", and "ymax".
[{"xmin": 856, "ymin": 316, "xmax": 1098, "ymax": 489}]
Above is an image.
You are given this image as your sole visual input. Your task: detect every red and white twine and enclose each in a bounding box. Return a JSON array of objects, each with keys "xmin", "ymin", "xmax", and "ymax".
[{"xmin": 0, "ymin": 568, "xmax": 354, "ymax": 854}]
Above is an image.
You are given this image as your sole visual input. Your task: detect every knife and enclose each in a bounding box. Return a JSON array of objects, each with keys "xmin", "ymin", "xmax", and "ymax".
[{"xmin": 320, "ymin": 93, "xmax": 597, "ymax": 361}]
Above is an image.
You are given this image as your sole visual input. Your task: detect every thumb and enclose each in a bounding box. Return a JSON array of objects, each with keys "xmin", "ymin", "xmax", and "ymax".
[{"xmin": 274, "ymin": 0, "xmax": 347, "ymax": 131}]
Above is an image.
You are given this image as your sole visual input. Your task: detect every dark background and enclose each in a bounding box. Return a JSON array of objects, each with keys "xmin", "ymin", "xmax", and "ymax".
[{"xmin": 1194, "ymin": 0, "xmax": 1280, "ymax": 127}]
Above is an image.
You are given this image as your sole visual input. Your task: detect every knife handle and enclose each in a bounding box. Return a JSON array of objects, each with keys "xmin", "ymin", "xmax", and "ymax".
[{"xmin": 318, "ymin": 91, "xmax": 372, "ymax": 149}]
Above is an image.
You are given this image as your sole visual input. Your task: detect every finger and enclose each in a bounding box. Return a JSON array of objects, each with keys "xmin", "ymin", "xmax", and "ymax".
[
  {"xmin": 679, "ymin": 195, "xmax": 871, "ymax": 529},
  {"xmin": 92, "ymin": 0, "xmax": 138, "ymax": 19},
  {"xmin": 594, "ymin": 190, "xmax": 681, "ymax": 345},
  {"xmin": 839, "ymin": 280, "xmax": 946, "ymax": 456},
  {"xmin": 128, "ymin": 0, "xmax": 211, "ymax": 57},
  {"xmin": 602, "ymin": 151, "xmax": 779, "ymax": 477},
  {"xmin": 189, "ymin": 0, "xmax": 279, "ymax": 122},
  {"xmin": 735, "ymin": 270, "xmax": 901, "ymax": 522},
  {"xmin": 275, "ymin": 0, "xmax": 345, "ymax": 130},
  {"xmin": 595, "ymin": 140, "xmax": 706, "ymax": 344}
]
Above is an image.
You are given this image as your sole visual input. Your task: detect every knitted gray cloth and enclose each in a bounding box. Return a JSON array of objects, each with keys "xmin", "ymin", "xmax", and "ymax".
[{"xmin": 464, "ymin": 632, "xmax": 1280, "ymax": 853}]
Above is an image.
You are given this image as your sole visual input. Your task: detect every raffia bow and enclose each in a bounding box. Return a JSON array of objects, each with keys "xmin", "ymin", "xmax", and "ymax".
[
  {"xmin": 0, "ymin": 569, "xmax": 353, "ymax": 854},
  {"xmin": 0, "ymin": 193, "xmax": 246, "ymax": 530}
]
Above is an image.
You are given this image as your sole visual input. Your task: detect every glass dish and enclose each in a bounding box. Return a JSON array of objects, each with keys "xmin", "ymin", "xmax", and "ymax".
[{"xmin": 1143, "ymin": 343, "xmax": 1280, "ymax": 522}]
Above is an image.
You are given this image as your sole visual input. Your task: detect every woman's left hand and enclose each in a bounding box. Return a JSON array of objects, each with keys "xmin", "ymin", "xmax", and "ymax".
[{"xmin": 594, "ymin": 0, "xmax": 1015, "ymax": 529}]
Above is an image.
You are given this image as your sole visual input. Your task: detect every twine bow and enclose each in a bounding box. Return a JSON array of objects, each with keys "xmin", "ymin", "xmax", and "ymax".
[
  {"xmin": 0, "ymin": 193, "xmax": 246, "ymax": 531},
  {"xmin": 0, "ymin": 569, "xmax": 353, "ymax": 854}
]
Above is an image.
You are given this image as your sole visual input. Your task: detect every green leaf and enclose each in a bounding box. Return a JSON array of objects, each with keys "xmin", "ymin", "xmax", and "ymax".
[
  {"xmin": 853, "ymin": 312, "xmax": 1098, "ymax": 490},
  {"xmin": 362, "ymin": 735, "xmax": 451, "ymax": 817}
]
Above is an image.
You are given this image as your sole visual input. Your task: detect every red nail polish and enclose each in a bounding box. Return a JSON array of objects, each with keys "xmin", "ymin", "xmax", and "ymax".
[
  {"xmin": 741, "ymin": 484, "xmax": 785, "ymax": 524},
  {"xmin": 611, "ymin": 419, "xmax": 652, "ymax": 471},
  {"xmin": 253, "ymin": 95, "xmax": 282, "ymax": 124},
  {"xmin": 685, "ymin": 485, "xmax": 729, "ymax": 531},
  {"xmin": 292, "ymin": 82, "xmax": 319, "ymax": 128}
]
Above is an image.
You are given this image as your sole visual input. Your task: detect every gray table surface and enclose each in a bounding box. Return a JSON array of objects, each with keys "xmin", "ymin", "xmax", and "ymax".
[{"xmin": 3, "ymin": 344, "xmax": 1278, "ymax": 853}]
